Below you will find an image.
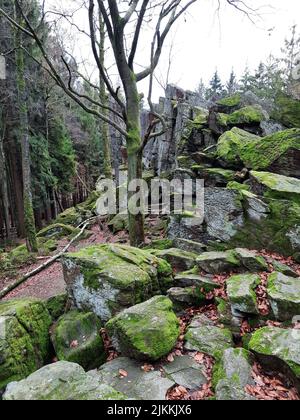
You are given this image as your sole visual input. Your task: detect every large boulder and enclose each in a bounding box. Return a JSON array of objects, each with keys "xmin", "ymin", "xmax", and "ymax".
[
  {"xmin": 62, "ymin": 244, "xmax": 173, "ymax": 322},
  {"xmin": 162, "ymin": 355, "xmax": 207, "ymax": 390},
  {"xmin": 249, "ymin": 171, "xmax": 300, "ymax": 204},
  {"xmin": 3, "ymin": 361, "xmax": 127, "ymax": 401},
  {"xmin": 51, "ymin": 311, "xmax": 106, "ymax": 370},
  {"xmin": 168, "ymin": 187, "xmax": 300, "ymax": 260},
  {"xmin": 217, "ymin": 128, "xmax": 300, "ymax": 178},
  {"xmin": 271, "ymin": 94, "xmax": 300, "ymax": 128},
  {"xmin": 248, "ymin": 327, "xmax": 300, "ymax": 385},
  {"xmin": 185, "ymin": 325, "xmax": 233, "ymax": 360},
  {"xmin": 106, "ymin": 296, "xmax": 180, "ymax": 361},
  {"xmin": 226, "ymin": 274, "xmax": 260, "ymax": 315},
  {"xmin": 267, "ymin": 272, "xmax": 300, "ymax": 321},
  {"xmin": 167, "ymin": 287, "xmax": 206, "ymax": 311},
  {"xmin": 0, "ymin": 299, "xmax": 52, "ymax": 390},
  {"xmin": 213, "ymin": 348, "xmax": 255, "ymax": 400}
]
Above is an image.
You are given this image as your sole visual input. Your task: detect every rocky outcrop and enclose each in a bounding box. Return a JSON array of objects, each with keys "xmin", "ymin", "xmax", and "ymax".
[
  {"xmin": 226, "ymin": 274, "xmax": 260, "ymax": 315},
  {"xmin": 62, "ymin": 244, "xmax": 173, "ymax": 322}
]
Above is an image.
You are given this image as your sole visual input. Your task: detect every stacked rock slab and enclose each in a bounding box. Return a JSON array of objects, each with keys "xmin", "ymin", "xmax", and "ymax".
[{"xmin": 62, "ymin": 244, "xmax": 173, "ymax": 322}]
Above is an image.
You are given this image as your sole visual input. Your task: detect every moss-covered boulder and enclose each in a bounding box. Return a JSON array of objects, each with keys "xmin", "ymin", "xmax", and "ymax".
[
  {"xmin": 37, "ymin": 223, "xmax": 80, "ymax": 239},
  {"xmin": 267, "ymin": 272, "xmax": 300, "ymax": 321},
  {"xmin": 227, "ymin": 274, "xmax": 260, "ymax": 315},
  {"xmin": 227, "ymin": 105, "xmax": 267, "ymax": 126},
  {"xmin": 217, "ymin": 128, "xmax": 300, "ymax": 178},
  {"xmin": 0, "ymin": 299, "xmax": 52, "ymax": 390},
  {"xmin": 55, "ymin": 207, "xmax": 81, "ymax": 226},
  {"xmin": 196, "ymin": 251, "xmax": 240, "ymax": 274},
  {"xmin": 184, "ymin": 325, "xmax": 233, "ymax": 360},
  {"xmin": 106, "ymin": 296, "xmax": 180, "ymax": 361},
  {"xmin": 216, "ymin": 128, "xmax": 260, "ymax": 168},
  {"xmin": 233, "ymin": 248, "xmax": 269, "ymax": 272},
  {"xmin": 249, "ymin": 327, "xmax": 300, "ymax": 382},
  {"xmin": 174, "ymin": 273, "xmax": 221, "ymax": 291},
  {"xmin": 51, "ymin": 311, "xmax": 106, "ymax": 370},
  {"xmin": 216, "ymin": 94, "xmax": 242, "ymax": 113},
  {"xmin": 152, "ymin": 248, "xmax": 197, "ymax": 270},
  {"xmin": 3, "ymin": 361, "xmax": 127, "ymax": 401},
  {"xmin": 271, "ymin": 94, "xmax": 300, "ymax": 128},
  {"xmin": 172, "ymin": 238, "xmax": 207, "ymax": 254},
  {"xmin": 44, "ymin": 294, "xmax": 68, "ymax": 321},
  {"xmin": 167, "ymin": 287, "xmax": 206, "ymax": 311},
  {"xmin": 213, "ymin": 348, "xmax": 255, "ymax": 400},
  {"xmin": 250, "ymin": 171, "xmax": 300, "ymax": 204},
  {"xmin": 62, "ymin": 244, "xmax": 173, "ymax": 322}
]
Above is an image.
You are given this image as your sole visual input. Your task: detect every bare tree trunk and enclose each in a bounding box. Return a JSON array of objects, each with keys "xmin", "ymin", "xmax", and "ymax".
[{"xmin": 15, "ymin": 1, "xmax": 37, "ymax": 252}]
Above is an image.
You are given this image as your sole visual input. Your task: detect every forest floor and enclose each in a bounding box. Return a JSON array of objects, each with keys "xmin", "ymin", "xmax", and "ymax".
[{"xmin": 0, "ymin": 223, "xmax": 130, "ymax": 301}]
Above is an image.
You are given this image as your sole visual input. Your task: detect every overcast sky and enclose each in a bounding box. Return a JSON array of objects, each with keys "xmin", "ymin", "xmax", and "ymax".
[{"xmin": 47, "ymin": 0, "xmax": 300, "ymax": 101}]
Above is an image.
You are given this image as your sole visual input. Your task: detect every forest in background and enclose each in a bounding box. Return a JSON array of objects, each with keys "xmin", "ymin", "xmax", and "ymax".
[{"xmin": 0, "ymin": 0, "xmax": 299, "ymax": 249}]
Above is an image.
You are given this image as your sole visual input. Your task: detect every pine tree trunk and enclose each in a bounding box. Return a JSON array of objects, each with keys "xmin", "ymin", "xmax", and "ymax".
[{"xmin": 15, "ymin": 2, "xmax": 37, "ymax": 252}]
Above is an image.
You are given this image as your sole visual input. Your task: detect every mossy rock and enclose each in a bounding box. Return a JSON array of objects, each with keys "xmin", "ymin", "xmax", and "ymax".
[
  {"xmin": 226, "ymin": 274, "xmax": 260, "ymax": 315},
  {"xmin": 37, "ymin": 223, "xmax": 80, "ymax": 240},
  {"xmin": 227, "ymin": 105, "xmax": 267, "ymax": 126},
  {"xmin": 213, "ymin": 348, "xmax": 255, "ymax": 400},
  {"xmin": 217, "ymin": 127, "xmax": 300, "ymax": 177},
  {"xmin": 272, "ymin": 94, "xmax": 300, "ymax": 128},
  {"xmin": 216, "ymin": 94, "xmax": 242, "ymax": 112},
  {"xmin": 198, "ymin": 167, "xmax": 236, "ymax": 187},
  {"xmin": 167, "ymin": 287, "xmax": 206, "ymax": 312},
  {"xmin": 107, "ymin": 213, "xmax": 129, "ymax": 233},
  {"xmin": 249, "ymin": 327, "xmax": 300, "ymax": 381},
  {"xmin": 174, "ymin": 273, "xmax": 221, "ymax": 292},
  {"xmin": 106, "ymin": 296, "xmax": 180, "ymax": 361},
  {"xmin": 267, "ymin": 272, "xmax": 300, "ymax": 321},
  {"xmin": 144, "ymin": 239, "xmax": 174, "ymax": 251},
  {"xmin": 45, "ymin": 294, "xmax": 68, "ymax": 321},
  {"xmin": 249, "ymin": 171, "xmax": 300, "ymax": 205},
  {"xmin": 227, "ymin": 181, "xmax": 250, "ymax": 192},
  {"xmin": 62, "ymin": 244, "xmax": 173, "ymax": 322},
  {"xmin": 51, "ymin": 310, "xmax": 106, "ymax": 370},
  {"xmin": 152, "ymin": 248, "xmax": 197, "ymax": 270},
  {"xmin": 2, "ymin": 361, "xmax": 128, "ymax": 400},
  {"xmin": 216, "ymin": 128, "xmax": 260, "ymax": 167},
  {"xmin": 185, "ymin": 325, "xmax": 233, "ymax": 360},
  {"xmin": 0, "ymin": 299, "xmax": 52, "ymax": 390},
  {"xmin": 55, "ymin": 207, "xmax": 80, "ymax": 226},
  {"xmin": 196, "ymin": 250, "xmax": 240, "ymax": 274}
]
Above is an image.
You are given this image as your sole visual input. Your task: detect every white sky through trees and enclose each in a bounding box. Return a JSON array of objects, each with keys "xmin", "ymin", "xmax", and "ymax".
[{"xmin": 45, "ymin": 0, "xmax": 300, "ymax": 101}]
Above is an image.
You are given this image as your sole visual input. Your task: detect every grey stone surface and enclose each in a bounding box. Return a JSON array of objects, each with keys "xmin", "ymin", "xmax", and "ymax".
[
  {"xmin": 94, "ymin": 357, "xmax": 174, "ymax": 400},
  {"xmin": 162, "ymin": 356, "xmax": 207, "ymax": 390},
  {"xmin": 3, "ymin": 362, "xmax": 127, "ymax": 400},
  {"xmin": 268, "ymin": 272, "xmax": 300, "ymax": 321}
]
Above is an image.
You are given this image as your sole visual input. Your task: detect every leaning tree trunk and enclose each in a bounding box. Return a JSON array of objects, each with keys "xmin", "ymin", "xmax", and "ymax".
[
  {"xmin": 126, "ymin": 76, "xmax": 145, "ymax": 247},
  {"xmin": 15, "ymin": 3, "xmax": 38, "ymax": 253}
]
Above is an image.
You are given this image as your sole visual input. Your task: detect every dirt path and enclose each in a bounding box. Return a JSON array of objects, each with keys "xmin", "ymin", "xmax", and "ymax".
[{"xmin": 0, "ymin": 224, "xmax": 129, "ymax": 302}]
